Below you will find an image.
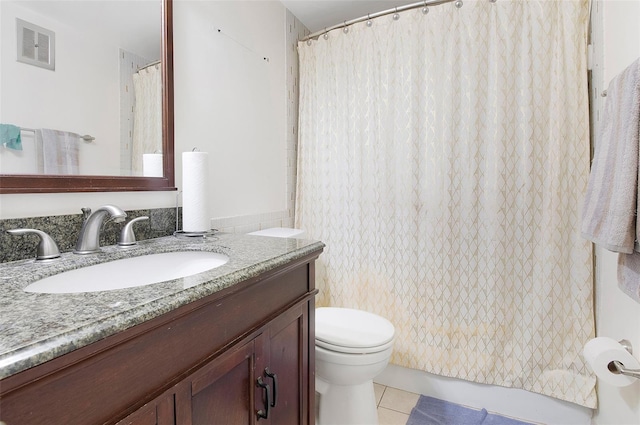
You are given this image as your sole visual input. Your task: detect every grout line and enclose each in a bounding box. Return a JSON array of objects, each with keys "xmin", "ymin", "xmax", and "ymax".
[
  {"xmin": 378, "ymin": 385, "xmax": 388, "ymax": 407},
  {"xmin": 384, "ymin": 406, "xmax": 414, "ymax": 415}
]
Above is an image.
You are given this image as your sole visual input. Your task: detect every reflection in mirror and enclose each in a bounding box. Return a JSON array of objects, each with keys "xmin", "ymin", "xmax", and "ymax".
[{"xmin": 0, "ymin": 0, "xmax": 175, "ymax": 193}]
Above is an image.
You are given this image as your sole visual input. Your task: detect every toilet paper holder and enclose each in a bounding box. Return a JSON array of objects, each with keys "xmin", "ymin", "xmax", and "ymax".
[{"xmin": 610, "ymin": 340, "xmax": 640, "ymax": 380}]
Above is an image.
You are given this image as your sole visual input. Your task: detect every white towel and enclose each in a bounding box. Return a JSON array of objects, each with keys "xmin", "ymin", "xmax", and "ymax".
[
  {"xmin": 35, "ymin": 129, "xmax": 80, "ymax": 175},
  {"xmin": 581, "ymin": 58, "xmax": 640, "ymax": 254}
]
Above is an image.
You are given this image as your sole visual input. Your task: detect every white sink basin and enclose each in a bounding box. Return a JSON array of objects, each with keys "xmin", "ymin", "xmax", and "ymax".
[{"xmin": 24, "ymin": 251, "xmax": 229, "ymax": 294}]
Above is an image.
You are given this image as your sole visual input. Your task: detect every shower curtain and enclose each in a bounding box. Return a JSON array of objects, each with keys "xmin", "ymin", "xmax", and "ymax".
[
  {"xmin": 132, "ymin": 64, "xmax": 162, "ymax": 175},
  {"xmin": 296, "ymin": 0, "xmax": 596, "ymax": 408}
]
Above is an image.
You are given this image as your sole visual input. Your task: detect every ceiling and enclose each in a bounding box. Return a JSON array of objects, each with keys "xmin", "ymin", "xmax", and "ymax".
[{"xmin": 280, "ymin": 0, "xmax": 419, "ymax": 34}]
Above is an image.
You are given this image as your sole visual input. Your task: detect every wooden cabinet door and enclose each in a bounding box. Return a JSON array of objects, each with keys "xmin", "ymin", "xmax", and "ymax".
[
  {"xmin": 177, "ymin": 336, "xmax": 268, "ymax": 425},
  {"xmin": 263, "ymin": 303, "xmax": 310, "ymax": 425},
  {"xmin": 116, "ymin": 394, "xmax": 175, "ymax": 425}
]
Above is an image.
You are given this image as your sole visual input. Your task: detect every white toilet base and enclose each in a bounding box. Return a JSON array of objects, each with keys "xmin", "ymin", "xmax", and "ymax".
[
  {"xmin": 314, "ymin": 307, "xmax": 395, "ymax": 425},
  {"xmin": 316, "ymin": 377, "xmax": 378, "ymax": 425}
]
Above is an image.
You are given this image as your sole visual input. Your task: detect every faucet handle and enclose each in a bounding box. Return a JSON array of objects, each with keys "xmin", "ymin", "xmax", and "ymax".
[
  {"xmin": 7, "ymin": 229, "xmax": 61, "ymax": 260},
  {"xmin": 81, "ymin": 207, "xmax": 92, "ymax": 220},
  {"xmin": 118, "ymin": 216, "xmax": 149, "ymax": 247}
]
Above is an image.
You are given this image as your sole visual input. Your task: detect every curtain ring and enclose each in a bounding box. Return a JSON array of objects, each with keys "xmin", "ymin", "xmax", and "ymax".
[
  {"xmin": 366, "ymin": 14, "xmax": 373, "ymax": 27},
  {"xmin": 343, "ymin": 21, "xmax": 349, "ymax": 33},
  {"xmin": 393, "ymin": 7, "xmax": 400, "ymax": 20},
  {"xmin": 422, "ymin": 1, "xmax": 429, "ymax": 14}
]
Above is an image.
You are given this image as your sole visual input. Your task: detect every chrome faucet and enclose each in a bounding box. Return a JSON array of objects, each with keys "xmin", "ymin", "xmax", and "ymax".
[{"xmin": 74, "ymin": 205, "xmax": 127, "ymax": 254}]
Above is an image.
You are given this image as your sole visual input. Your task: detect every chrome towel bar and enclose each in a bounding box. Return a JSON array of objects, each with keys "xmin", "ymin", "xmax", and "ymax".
[{"xmin": 20, "ymin": 127, "xmax": 95, "ymax": 142}]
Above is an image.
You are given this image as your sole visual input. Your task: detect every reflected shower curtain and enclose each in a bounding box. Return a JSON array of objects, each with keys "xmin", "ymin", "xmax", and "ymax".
[
  {"xmin": 132, "ymin": 64, "xmax": 162, "ymax": 175},
  {"xmin": 296, "ymin": 0, "xmax": 596, "ymax": 407}
]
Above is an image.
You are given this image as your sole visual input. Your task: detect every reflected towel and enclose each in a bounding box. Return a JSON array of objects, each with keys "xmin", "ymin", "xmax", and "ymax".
[
  {"xmin": 0, "ymin": 124, "xmax": 23, "ymax": 150},
  {"xmin": 581, "ymin": 58, "xmax": 640, "ymax": 254},
  {"xmin": 36, "ymin": 129, "xmax": 80, "ymax": 175}
]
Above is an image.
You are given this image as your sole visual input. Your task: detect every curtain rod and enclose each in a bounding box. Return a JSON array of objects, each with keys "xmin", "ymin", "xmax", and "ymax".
[
  {"xmin": 137, "ymin": 59, "xmax": 161, "ymax": 72},
  {"xmin": 302, "ymin": 0, "xmax": 461, "ymax": 41}
]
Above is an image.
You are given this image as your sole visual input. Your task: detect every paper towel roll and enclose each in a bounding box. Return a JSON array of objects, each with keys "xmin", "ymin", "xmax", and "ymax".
[
  {"xmin": 182, "ymin": 151, "xmax": 209, "ymax": 232},
  {"xmin": 143, "ymin": 153, "xmax": 163, "ymax": 177},
  {"xmin": 583, "ymin": 337, "xmax": 640, "ymax": 387}
]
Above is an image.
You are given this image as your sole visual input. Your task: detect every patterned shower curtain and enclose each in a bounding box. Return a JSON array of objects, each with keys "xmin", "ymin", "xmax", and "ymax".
[
  {"xmin": 296, "ymin": 0, "xmax": 596, "ymax": 408},
  {"xmin": 132, "ymin": 63, "xmax": 162, "ymax": 175}
]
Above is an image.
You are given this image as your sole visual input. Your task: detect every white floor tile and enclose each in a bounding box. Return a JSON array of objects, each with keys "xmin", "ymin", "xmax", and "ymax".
[
  {"xmin": 378, "ymin": 386, "xmax": 420, "ymax": 415},
  {"xmin": 377, "ymin": 407, "xmax": 410, "ymax": 425}
]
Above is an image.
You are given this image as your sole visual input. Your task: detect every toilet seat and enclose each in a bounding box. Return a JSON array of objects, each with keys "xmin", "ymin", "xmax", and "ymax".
[
  {"xmin": 316, "ymin": 338, "xmax": 394, "ymax": 354},
  {"xmin": 316, "ymin": 307, "xmax": 395, "ymax": 354}
]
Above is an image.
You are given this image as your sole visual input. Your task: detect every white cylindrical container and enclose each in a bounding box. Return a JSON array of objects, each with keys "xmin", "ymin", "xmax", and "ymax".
[
  {"xmin": 142, "ymin": 153, "xmax": 163, "ymax": 177},
  {"xmin": 182, "ymin": 151, "xmax": 210, "ymax": 232}
]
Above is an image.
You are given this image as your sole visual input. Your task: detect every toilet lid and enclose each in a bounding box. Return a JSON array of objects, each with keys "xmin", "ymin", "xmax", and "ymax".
[{"xmin": 315, "ymin": 307, "xmax": 395, "ymax": 351}]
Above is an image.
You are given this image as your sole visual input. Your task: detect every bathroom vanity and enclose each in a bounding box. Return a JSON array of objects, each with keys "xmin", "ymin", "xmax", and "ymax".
[{"xmin": 0, "ymin": 233, "xmax": 323, "ymax": 424}]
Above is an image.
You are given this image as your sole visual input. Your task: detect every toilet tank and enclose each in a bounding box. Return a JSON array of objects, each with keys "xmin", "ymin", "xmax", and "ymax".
[{"xmin": 247, "ymin": 227, "xmax": 306, "ymax": 239}]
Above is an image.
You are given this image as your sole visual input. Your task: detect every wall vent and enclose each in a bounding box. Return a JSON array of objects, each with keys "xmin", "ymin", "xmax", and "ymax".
[{"xmin": 16, "ymin": 18, "xmax": 55, "ymax": 71}]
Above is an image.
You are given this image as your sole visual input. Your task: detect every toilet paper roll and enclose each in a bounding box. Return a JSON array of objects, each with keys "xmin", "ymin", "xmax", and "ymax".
[
  {"xmin": 583, "ymin": 337, "xmax": 640, "ymax": 387},
  {"xmin": 142, "ymin": 153, "xmax": 163, "ymax": 177},
  {"xmin": 182, "ymin": 151, "xmax": 209, "ymax": 232}
]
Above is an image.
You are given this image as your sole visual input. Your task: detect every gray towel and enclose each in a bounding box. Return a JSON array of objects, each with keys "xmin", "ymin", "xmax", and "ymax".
[
  {"xmin": 618, "ymin": 253, "xmax": 640, "ymax": 303},
  {"xmin": 406, "ymin": 395, "xmax": 534, "ymax": 425},
  {"xmin": 581, "ymin": 58, "xmax": 640, "ymax": 254},
  {"xmin": 582, "ymin": 58, "xmax": 640, "ymax": 304},
  {"xmin": 35, "ymin": 129, "xmax": 80, "ymax": 175}
]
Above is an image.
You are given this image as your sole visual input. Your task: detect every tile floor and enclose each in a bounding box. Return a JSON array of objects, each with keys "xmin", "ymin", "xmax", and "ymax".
[{"xmin": 374, "ymin": 383, "xmax": 420, "ymax": 425}]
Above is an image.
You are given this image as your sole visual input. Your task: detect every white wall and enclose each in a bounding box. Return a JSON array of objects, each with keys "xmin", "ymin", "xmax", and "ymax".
[
  {"xmin": 590, "ymin": 1, "xmax": 640, "ymax": 424},
  {"xmin": 173, "ymin": 0, "xmax": 287, "ymax": 220}
]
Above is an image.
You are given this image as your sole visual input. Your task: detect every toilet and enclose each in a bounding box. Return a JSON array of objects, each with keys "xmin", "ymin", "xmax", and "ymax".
[{"xmin": 315, "ymin": 307, "xmax": 395, "ymax": 425}]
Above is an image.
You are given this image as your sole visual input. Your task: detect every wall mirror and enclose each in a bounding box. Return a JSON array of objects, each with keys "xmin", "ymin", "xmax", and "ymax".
[{"xmin": 0, "ymin": 0, "xmax": 174, "ymax": 193}]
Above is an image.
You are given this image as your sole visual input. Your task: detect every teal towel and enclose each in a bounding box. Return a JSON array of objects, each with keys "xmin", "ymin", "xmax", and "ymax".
[{"xmin": 0, "ymin": 124, "xmax": 23, "ymax": 151}]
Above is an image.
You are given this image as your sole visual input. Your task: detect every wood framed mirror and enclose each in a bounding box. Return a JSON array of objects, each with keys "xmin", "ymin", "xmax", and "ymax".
[{"xmin": 0, "ymin": 0, "xmax": 175, "ymax": 194}]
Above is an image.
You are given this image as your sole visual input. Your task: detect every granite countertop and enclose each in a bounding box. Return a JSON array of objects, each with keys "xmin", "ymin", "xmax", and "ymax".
[{"xmin": 0, "ymin": 233, "xmax": 324, "ymax": 380}]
